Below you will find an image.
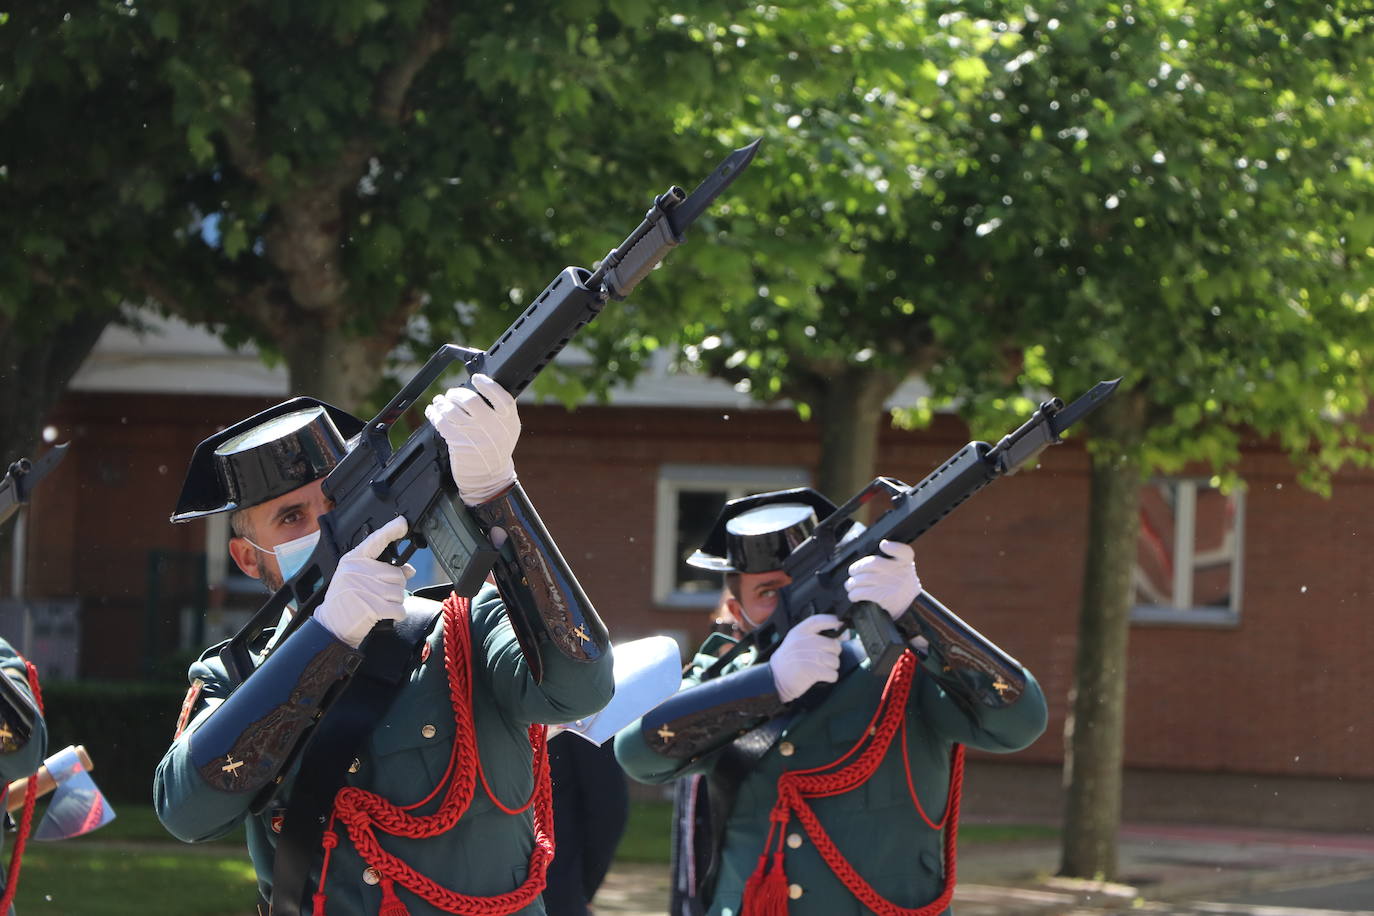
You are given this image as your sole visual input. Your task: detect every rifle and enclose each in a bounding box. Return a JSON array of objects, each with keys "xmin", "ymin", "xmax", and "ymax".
[
  {"xmin": 708, "ymin": 379, "xmax": 1120, "ymax": 682},
  {"xmin": 223, "ymin": 140, "xmax": 761, "ymax": 685},
  {"xmin": 0, "ymin": 444, "xmax": 68, "ymax": 529}
]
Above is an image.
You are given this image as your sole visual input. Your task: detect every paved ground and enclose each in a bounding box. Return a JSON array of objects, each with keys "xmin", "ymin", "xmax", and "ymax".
[{"xmin": 589, "ymin": 821, "xmax": 1374, "ymax": 915}]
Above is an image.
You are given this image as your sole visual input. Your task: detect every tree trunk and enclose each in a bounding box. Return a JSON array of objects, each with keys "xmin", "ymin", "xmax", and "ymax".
[
  {"xmin": 810, "ymin": 366, "xmax": 903, "ymax": 504},
  {"xmin": 1059, "ymin": 389, "xmax": 1148, "ymax": 880},
  {"xmin": 0, "ymin": 312, "xmax": 115, "ymax": 594},
  {"xmin": 278, "ymin": 325, "xmax": 398, "ymax": 413}
]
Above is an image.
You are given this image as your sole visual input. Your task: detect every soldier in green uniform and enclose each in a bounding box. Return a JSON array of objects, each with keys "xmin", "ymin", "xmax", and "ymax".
[
  {"xmin": 154, "ymin": 375, "xmax": 614, "ymax": 916},
  {"xmin": 0, "ymin": 637, "xmax": 46, "ymax": 915},
  {"xmin": 615, "ymin": 489, "xmax": 1048, "ymax": 916}
]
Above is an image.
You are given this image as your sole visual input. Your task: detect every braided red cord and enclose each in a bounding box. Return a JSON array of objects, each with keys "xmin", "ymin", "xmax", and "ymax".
[
  {"xmin": 0, "ymin": 660, "xmax": 43, "ymax": 914},
  {"xmin": 747, "ymin": 651, "xmax": 965, "ymax": 916},
  {"xmin": 322, "ymin": 595, "xmax": 554, "ymax": 914}
]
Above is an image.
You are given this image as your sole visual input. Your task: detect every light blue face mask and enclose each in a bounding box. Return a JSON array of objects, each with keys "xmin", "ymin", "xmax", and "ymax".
[{"xmin": 244, "ymin": 529, "xmax": 320, "ymax": 584}]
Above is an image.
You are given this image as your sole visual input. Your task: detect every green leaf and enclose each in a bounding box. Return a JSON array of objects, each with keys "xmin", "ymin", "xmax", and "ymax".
[
  {"xmin": 151, "ymin": 9, "xmax": 179, "ymax": 41},
  {"xmin": 222, "ymin": 222, "xmax": 249, "ymax": 259},
  {"xmin": 186, "ymin": 124, "xmax": 215, "ymax": 164}
]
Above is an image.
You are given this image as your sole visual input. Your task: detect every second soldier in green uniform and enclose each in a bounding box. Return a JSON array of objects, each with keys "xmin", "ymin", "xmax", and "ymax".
[{"xmin": 616, "ymin": 489, "xmax": 1047, "ymax": 916}]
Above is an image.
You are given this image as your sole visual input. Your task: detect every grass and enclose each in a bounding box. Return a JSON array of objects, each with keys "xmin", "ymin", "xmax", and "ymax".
[
  {"xmin": 13, "ymin": 806, "xmax": 254, "ymax": 915},
  {"xmin": 3, "ymin": 802, "xmax": 1057, "ymax": 913}
]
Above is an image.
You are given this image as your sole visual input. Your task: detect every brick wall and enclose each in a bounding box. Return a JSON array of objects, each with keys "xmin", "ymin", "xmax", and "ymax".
[{"xmin": 20, "ymin": 393, "xmax": 1374, "ymax": 782}]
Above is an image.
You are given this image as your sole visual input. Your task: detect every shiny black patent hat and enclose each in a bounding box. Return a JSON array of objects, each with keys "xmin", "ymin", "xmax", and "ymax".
[
  {"xmin": 686, "ymin": 487, "xmax": 849, "ymax": 574},
  {"xmin": 170, "ymin": 398, "xmax": 365, "ymax": 523}
]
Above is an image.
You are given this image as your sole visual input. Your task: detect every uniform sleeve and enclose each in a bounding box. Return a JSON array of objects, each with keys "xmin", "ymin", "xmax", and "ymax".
[
  {"xmin": 470, "ymin": 584, "xmax": 615, "ymax": 726},
  {"xmin": 613, "ymin": 644, "xmax": 734, "ymax": 786},
  {"xmin": 0, "ymin": 640, "xmax": 46, "ymax": 783},
  {"xmin": 152, "ymin": 653, "xmax": 250, "ymax": 843},
  {"xmin": 915, "ymin": 664, "xmax": 1048, "ymax": 753}
]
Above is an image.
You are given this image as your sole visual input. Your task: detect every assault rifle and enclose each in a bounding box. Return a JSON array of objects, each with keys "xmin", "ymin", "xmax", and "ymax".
[
  {"xmin": 222, "ymin": 140, "xmax": 761, "ymax": 685},
  {"xmin": 0, "ymin": 444, "xmax": 68, "ymax": 529},
  {"xmin": 710, "ymin": 379, "xmax": 1120, "ymax": 682}
]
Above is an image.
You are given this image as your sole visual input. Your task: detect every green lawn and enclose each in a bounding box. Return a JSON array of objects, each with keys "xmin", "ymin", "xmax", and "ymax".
[
  {"xmin": 14, "ymin": 807, "xmax": 253, "ymax": 916},
  {"xmin": 6, "ymin": 803, "xmax": 1056, "ymax": 914}
]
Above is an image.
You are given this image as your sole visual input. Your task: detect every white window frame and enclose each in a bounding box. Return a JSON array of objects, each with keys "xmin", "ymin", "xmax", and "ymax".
[
  {"xmin": 653, "ymin": 463, "xmax": 811, "ymax": 609},
  {"xmin": 1131, "ymin": 477, "xmax": 1245, "ymax": 627}
]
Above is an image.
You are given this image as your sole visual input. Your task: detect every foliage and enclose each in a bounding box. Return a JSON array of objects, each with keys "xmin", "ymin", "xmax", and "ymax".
[
  {"xmin": 895, "ymin": 1, "xmax": 1374, "ymax": 485},
  {"xmin": 0, "ymin": 0, "xmax": 765, "ymax": 409}
]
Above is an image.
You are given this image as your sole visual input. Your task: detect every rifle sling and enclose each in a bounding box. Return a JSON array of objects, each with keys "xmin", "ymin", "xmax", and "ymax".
[{"xmin": 269, "ymin": 608, "xmax": 440, "ymax": 916}]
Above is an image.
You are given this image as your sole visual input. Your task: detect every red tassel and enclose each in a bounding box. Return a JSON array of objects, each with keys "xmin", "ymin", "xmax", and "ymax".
[
  {"xmin": 741, "ymin": 849, "xmax": 789, "ymax": 916},
  {"xmin": 378, "ymin": 878, "xmax": 411, "ymax": 916},
  {"xmin": 311, "ymin": 892, "xmax": 328, "ymax": 916}
]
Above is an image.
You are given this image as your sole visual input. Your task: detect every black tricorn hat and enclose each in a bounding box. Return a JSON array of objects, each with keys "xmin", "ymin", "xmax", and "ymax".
[
  {"xmin": 686, "ymin": 487, "xmax": 850, "ymax": 574},
  {"xmin": 170, "ymin": 398, "xmax": 366, "ymax": 523}
]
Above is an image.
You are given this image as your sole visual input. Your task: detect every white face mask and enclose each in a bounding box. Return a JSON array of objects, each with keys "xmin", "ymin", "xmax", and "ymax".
[{"xmin": 244, "ymin": 529, "xmax": 320, "ymax": 584}]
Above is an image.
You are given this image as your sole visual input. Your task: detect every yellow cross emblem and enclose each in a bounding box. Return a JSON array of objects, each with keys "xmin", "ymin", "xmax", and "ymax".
[
  {"xmin": 656, "ymin": 725, "xmax": 675, "ymax": 741},
  {"xmin": 222, "ymin": 755, "xmax": 245, "ymax": 777},
  {"xmin": 0, "ymin": 724, "xmax": 12, "ymax": 741},
  {"xmin": 572, "ymin": 625, "xmax": 590, "ymax": 644},
  {"xmin": 992, "ymin": 677, "xmax": 1012, "ymax": 698}
]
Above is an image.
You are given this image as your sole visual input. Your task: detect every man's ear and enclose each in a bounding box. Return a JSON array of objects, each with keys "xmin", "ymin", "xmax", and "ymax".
[{"xmin": 228, "ymin": 537, "xmax": 264, "ymax": 581}]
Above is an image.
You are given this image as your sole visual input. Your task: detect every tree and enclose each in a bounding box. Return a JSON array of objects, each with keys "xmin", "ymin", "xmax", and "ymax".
[
  {"xmin": 576, "ymin": 3, "xmax": 1011, "ymax": 499},
  {"xmin": 0, "ymin": 5, "xmax": 188, "ymax": 576},
  {"xmin": 0, "ymin": 0, "xmax": 772, "ymax": 414},
  {"xmin": 902, "ymin": 1, "xmax": 1374, "ymax": 879},
  {"xmin": 592, "ymin": 0, "xmax": 1374, "ymax": 880}
]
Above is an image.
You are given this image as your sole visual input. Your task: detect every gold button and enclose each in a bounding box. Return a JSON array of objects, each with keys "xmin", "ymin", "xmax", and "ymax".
[
  {"xmin": 362, "ymin": 867, "xmax": 381, "ymax": 886},
  {"xmin": 788, "ymin": 883, "xmax": 803, "ymax": 899},
  {"xmin": 348, "ymin": 758, "xmax": 360, "ymax": 774},
  {"xmin": 786, "ymin": 833, "xmax": 803, "ymax": 849},
  {"xmin": 421, "ymin": 724, "xmax": 437, "ymax": 739},
  {"xmin": 779, "ymin": 741, "xmax": 795, "ymax": 757}
]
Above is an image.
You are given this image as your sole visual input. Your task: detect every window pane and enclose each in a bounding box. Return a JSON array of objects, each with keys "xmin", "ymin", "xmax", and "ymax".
[
  {"xmin": 1191, "ymin": 486, "xmax": 1239, "ymax": 609},
  {"xmin": 1132, "ymin": 478, "xmax": 1243, "ymax": 620},
  {"xmin": 1134, "ymin": 480, "xmax": 1180, "ymax": 607},
  {"xmin": 675, "ymin": 488, "xmax": 729, "ymax": 594}
]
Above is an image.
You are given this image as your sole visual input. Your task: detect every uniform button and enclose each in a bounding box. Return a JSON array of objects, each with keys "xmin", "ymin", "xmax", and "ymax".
[
  {"xmin": 362, "ymin": 867, "xmax": 381, "ymax": 886},
  {"xmin": 348, "ymin": 758, "xmax": 361, "ymax": 774},
  {"xmin": 779, "ymin": 741, "xmax": 795, "ymax": 757},
  {"xmin": 421, "ymin": 724, "xmax": 437, "ymax": 739},
  {"xmin": 786, "ymin": 833, "xmax": 803, "ymax": 849},
  {"xmin": 788, "ymin": 883, "xmax": 804, "ymax": 899}
]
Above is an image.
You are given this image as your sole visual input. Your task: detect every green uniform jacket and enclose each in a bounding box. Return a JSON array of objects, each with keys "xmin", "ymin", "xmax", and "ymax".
[
  {"xmin": 0, "ymin": 638, "xmax": 48, "ymax": 915},
  {"xmin": 154, "ymin": 585, "xmax": 614, "ymax": 915},
  {"xmin": 616, "ymin": 634, "xmax": 1047, "ymax": 916}
]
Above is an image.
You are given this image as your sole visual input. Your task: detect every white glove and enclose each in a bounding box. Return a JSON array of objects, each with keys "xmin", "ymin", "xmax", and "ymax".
[
  {"xmin": 315, "ymin": 515, "xmax": 415, "ymax": 649},
  {"xmin": 424, "ymin": 373, "xmax": 520, "ymax": 506},
  {"xmin": 771, "ymin": 614, "xmax": 843, "ymax": 703},
  {"xmin": 845, "ymin": 540, "xmax": 922, "ymax": 620}
]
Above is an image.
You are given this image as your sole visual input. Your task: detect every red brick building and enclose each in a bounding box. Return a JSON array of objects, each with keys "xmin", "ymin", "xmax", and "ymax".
[{"xmin": 15, "ymin": 316, "xmax": 1374, "ymax": 827}]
